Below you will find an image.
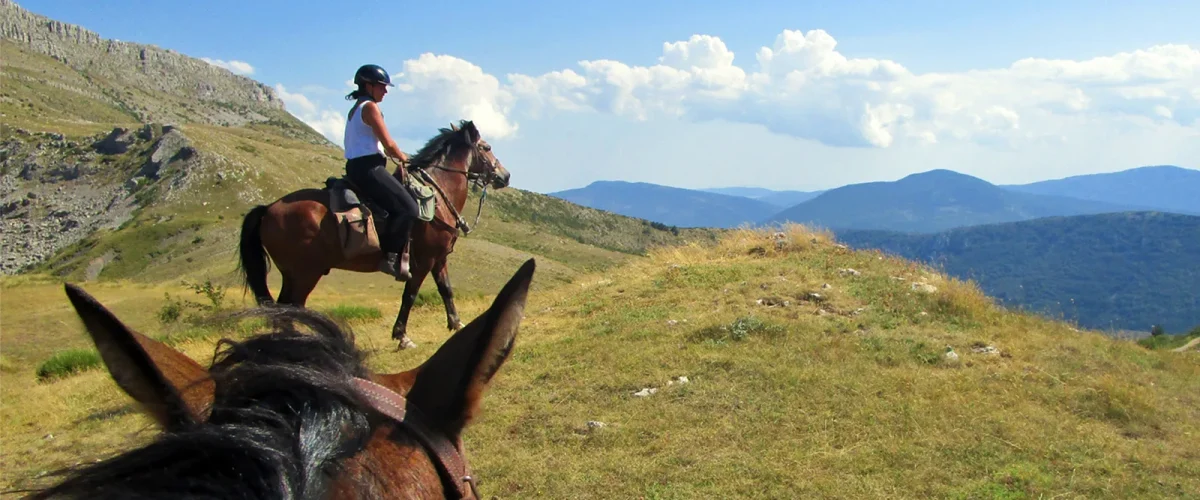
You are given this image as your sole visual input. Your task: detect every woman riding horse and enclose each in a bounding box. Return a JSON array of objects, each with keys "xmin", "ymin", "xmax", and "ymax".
[{"xmin": 343, "ymin": 63, "xmax": 419, "ymax": 281}]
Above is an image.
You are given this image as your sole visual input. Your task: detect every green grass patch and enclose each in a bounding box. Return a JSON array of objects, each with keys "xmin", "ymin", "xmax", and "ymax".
[
  {"xmin": 1137, "ymin": 326, "xmax": 1200, "ymax": 350},
  {"xmin": 322, "ymin": 304, "xmax": 383, "ymax": 323},
  {"xmin": 689, "ymin": 315, "xmax": 787, "ymax": 344},
  {"xmin": 0, "ymin": 355, "xmax": 18, "ymax": 374},
  {"xmin": 36, "ymin": 349, "xmax": 102, "ymax": 382}
]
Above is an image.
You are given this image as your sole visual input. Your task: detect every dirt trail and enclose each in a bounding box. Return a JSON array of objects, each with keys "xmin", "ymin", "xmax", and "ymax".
[{"xmin": 1173, "ymin": 337, "xmax": 1200, "ymax": 352}]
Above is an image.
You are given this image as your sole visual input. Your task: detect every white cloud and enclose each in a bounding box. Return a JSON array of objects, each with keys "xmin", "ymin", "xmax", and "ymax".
[
  {"xmin": 275, "ymin": 84, "xmax": 344, "ymax": 145},
  {"xmin": 370, "ymin": 29, "xmax": 1197, "ymax": 150},
  {"xmin": 201, "ymin": 57, "xmax": 255, "ymax": 76},
  {"xmin": 387, "ymin": 54, "xmax": 519, "ymax": 139}
]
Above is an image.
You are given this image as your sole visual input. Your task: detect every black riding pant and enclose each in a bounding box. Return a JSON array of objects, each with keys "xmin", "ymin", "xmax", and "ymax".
[{"xmin": 345, "ymin": 153, "xmax": 418, "ymax": 253}]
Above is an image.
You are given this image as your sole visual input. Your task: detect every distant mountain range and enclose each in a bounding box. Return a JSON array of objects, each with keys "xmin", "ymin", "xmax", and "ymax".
[
  {"xmin": 549, "ymin": 165, "xmax": 1199, "ymax": 232},
  {"xmin": 836, "ymin": 211, "xmax": 1200, "ymax": 333},
  {"xmin": 1002, "ymin": 165, "xmax": 1200, "ymax": 215},
  {"xmin": 699, "ymin": 187, "xmax": 825, "ymax": 208},
  {"xmin": 548, "ymin": 181, "xmax": 780, "ymax": 229},
  {"xmin": 764, "ymin": 169, "xmax": 1151, "ymax": 233}
]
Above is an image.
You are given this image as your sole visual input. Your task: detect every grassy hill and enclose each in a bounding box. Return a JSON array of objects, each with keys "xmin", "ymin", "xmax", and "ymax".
[
  {"xmin": 2, "ymin": 226, "xmax": 1197, "ymax": 498},
  {"xmin": 1004, "ymin": 165, "xmax": 1200, "ymax": 215},
  {"xmin": 766, "ymin": 169, "xmax": 1146, "ymax": 233},
  {"xmin": 550, "ymin": 180, "xmax": 780, "ymax": 229},
  {"xmin": 835, "ymin": 211, "xmax": 1200, "ymax": 334},
  {"xmin": 3, "ymin": 3, "xmax": 1199, "ymax": 498},
  {"xmin": 1, "ymin": 12, "xmax": 716, "ymax": 296}
]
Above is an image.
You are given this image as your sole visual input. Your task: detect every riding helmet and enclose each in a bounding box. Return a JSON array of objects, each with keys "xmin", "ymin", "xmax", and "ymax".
[{"xmin": 354, "ymin": 64, "xmax": 395, "ymax": 87}]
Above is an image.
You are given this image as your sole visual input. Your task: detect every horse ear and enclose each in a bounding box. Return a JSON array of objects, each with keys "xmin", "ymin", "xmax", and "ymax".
[
  {"xmin": 63, "ymin": 284, "xmax": 213, "ymax": 431},
  {"xmin": 449, "ymin": 122, "xmax": 458, "ymax": 131},
  {"xmin": 402, "ymin": 258, "xmax": 534, "ymax": 436},
  {"xmin": 461, "ymin": 120, "xmax": 480, "ymax": 144}
]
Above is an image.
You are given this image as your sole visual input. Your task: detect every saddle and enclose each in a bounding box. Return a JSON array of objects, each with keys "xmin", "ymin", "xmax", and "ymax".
[{"xmin": 323, "ymin": 175, "xmax": 437, "ymax": 260}]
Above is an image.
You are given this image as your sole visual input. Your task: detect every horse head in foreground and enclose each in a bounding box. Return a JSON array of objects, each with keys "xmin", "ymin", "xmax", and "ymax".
[{"xmin": 30, "ymin": 259, "xmax": 536, "ymax": 499}]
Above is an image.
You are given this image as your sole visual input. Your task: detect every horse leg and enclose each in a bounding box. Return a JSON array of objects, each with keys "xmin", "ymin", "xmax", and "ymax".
[
  {"xmin": 391, "ymin": 258, "xmax": 433, "ymax": 350},
  {"xmin": 431, "ymin": 258, "xmax": 463, "ymax": 331},
  {"xmin": 278, "ymin": 271, "xmax": 323, "ymax": 308}
]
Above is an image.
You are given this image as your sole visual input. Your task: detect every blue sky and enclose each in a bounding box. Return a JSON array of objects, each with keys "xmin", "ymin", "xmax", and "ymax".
[{"xmin": 18, "ymin": 0, "xmax": 1200, "ymax": 193}]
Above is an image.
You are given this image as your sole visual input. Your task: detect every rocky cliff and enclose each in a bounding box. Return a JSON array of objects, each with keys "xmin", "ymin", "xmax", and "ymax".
[{"xmin": 1, "ymin": 0, "xmax": 285, "ymax": 127}]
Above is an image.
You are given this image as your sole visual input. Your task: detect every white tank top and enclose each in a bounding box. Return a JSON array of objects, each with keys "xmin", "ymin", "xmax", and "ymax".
[{"xmin": 343, "ymin": 99, "xmax": 385, "ymax": 159}]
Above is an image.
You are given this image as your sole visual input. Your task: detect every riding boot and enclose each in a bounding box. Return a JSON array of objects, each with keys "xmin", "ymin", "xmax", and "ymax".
[{"xmin": 378, "ymin": 251, "xmax": 402, "ymax": 277}]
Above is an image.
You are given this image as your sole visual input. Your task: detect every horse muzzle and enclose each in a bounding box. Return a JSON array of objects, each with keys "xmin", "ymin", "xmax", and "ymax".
[{"xmin": 490, "ymin": 167, "xmax": 511, "ymax": 189}]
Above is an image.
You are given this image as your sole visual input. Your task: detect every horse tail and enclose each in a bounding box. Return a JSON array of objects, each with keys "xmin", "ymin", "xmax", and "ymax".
[{"xmin": 238, "ymin": 204, "xmax": 274, "ymax": 306}]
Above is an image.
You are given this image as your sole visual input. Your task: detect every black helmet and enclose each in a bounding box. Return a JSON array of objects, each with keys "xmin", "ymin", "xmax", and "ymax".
[{"xmin": 354, "ymin": 64, "xmax": 395, "ymax": 87}]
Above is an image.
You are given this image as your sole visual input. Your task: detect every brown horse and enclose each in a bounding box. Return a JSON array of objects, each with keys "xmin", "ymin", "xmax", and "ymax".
[
  {"xmin": 238, "ymin": 120, "xmax": 510, "ymax": 349},
  {"xmin": 29, "ymin": 259, "xmax": 536, "ymax": 499}
]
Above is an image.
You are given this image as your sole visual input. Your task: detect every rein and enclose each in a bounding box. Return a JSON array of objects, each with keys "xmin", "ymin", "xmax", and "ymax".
[
  {"xmin": 392, "ymin": 149, "xmax": 494, "ymax": 236},
  {"xmin": 352, "ymin": 377, "xmax": 479, "ymax": 499}
]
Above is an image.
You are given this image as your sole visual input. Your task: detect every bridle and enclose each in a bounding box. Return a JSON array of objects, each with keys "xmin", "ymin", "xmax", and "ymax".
[
  {"xmin": 353, "ymin": 377, "xmax": 480, "ymax": 499},
  {"xmin": 392, "ymin": 137, "xmax": 500, "ymax": 236}
]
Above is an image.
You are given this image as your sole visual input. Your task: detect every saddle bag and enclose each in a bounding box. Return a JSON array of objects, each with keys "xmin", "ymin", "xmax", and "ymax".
[{"xmin": 406, "ymin": 174, "xmax": 437, "ymax": 222}]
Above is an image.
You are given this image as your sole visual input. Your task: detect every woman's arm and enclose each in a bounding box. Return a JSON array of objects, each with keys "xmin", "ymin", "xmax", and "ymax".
[{"xmin": 361, "ymin": 101, "xmax": 409, "ymax": 164}]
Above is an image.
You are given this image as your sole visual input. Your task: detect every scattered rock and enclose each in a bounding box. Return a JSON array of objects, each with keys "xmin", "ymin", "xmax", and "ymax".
[
  {"xmin": 834, "ymin": 244, "xmax": 848, "ymax": 250},
  {"xmin": 633, "ymin": 388, "xmax": 657, "ymax": 398},
  {"xmin": 821, "ymin": 283, "xmax": 832, "ymax": 290},
  {"xmin": 912, "ymin": 282, "xmax": 938, "ymax": 293},
  {"xmin": 586, "ymin": 421, "xmax": 607, "ymax": 430},
  {"xmin": 137, "ymin": 124, "xmax": 156, "ymax": 140},
  {"xmin": 667, "ymin": 376, "xmax": 689, "ymax": 386},
  {"xmin": 666, "ymin": 319, "xmax": 678, "ymax": 326},
  {"xmin": 804, "ymin": 292, "xmax": 826, "ymax": 302},
  {"xmin": 944, "ymin": 348, "xmax": 960, "ymax": 363},
  {"xmin": 92, "ymin": 127, "xmax": 136, "ymax": 155},
  {"xmin": 839, "ymin": 268, "xmax": 861, "ymax": 276},
  {"xmin": 756, "ymin": 296, "xmax": 789, "ymax": 307},
  {"xmin": 852, "ymin": 307, "xmax": 866, "ymax": 315},
  {"xmin": 138, "ymin": 128, "xmax": 195, "ymax": 179},
  {"xmin": 970, "ymin": 342, "xmax": 1002, "ymax": 356}
]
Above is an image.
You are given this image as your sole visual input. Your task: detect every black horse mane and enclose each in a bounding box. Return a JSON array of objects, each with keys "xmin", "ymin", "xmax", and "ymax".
[
  {"xmin": 27, "ymin": 308, "xmax": 379, "ymax": 500},
  {"xmin": 407, "ymin": 120, "xmax": 473, "ymax": 170}
]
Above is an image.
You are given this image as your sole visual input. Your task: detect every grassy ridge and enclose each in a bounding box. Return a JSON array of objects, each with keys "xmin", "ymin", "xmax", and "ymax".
[{"xmin": 3, "ymin": 226, "xmax": 1196, "ymax": 498}]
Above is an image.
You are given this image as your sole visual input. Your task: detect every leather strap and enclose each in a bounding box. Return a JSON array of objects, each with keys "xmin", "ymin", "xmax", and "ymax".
[
  {"xmin": 351, "ymin": 378, "xmax": 407, "ymax": 423},
  {"xmin": 351, "ymin": 377, "xmax": 477, "ymax": 499}
]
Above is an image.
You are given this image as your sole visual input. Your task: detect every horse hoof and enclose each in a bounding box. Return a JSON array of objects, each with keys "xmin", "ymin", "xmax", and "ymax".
[
  {"xmin": 395, "ymin": 338, "xmax": 418, "ymax": 351},
  {"xmin": 448, "ymin": 319, "xmax": 464, "ymax": 331}
]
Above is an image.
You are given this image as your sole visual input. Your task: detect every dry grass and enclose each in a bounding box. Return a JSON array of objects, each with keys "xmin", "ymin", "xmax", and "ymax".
[{"xmin": 2, "ymin": 225, "xmax": 1198, "ymax": 498}]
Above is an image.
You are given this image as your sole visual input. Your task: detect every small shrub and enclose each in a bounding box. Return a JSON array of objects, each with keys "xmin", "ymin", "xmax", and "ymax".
[
  {"xmin": 158, "ymin": 292, "xmax": 187, "ymax": 324},
  {"xmin": 184, "ymin": 278, "xmax": 227, "ymax": 312},
  {"xmin": 37, "ymin": 349, "xmax": 102, "ymax": 382}
]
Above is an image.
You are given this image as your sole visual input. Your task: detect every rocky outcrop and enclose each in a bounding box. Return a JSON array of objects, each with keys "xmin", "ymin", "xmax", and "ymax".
[
  {"xmin": 0, "ymin": 125, "xmax": 208, "ymax": 275},
  {"xmin": 1, "ymin": 0, "xmax": 285, "ymax": 126}
]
